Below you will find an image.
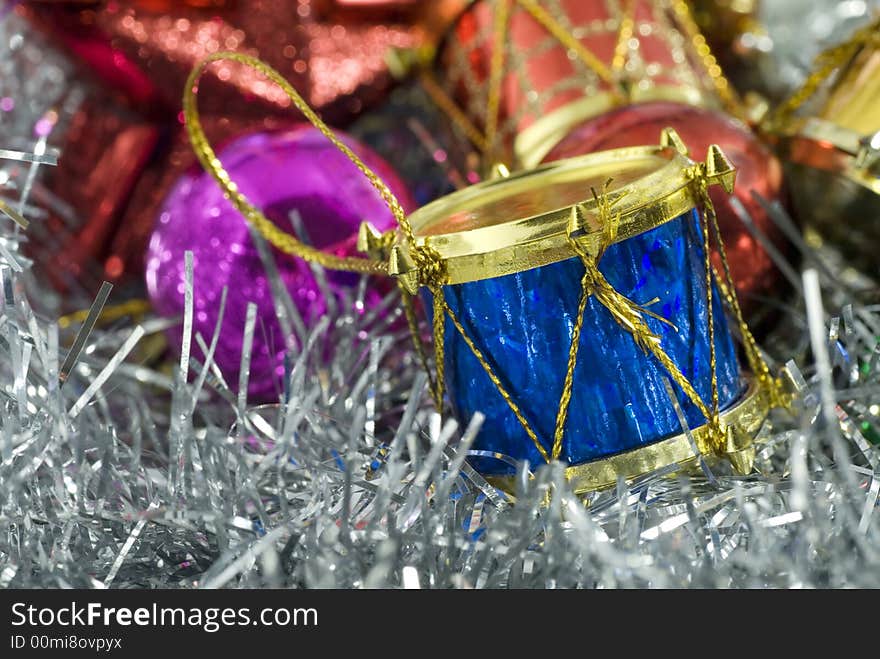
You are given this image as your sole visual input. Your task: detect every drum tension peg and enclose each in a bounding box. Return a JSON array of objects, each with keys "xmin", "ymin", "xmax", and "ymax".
[
  {"xmin": 724, "ymin": 424, "xmax": 756, "ymax": 475},
  {"xmin": 659, "ymin": 127, "xmax": 689, "ymax": 156},
  {"xmin": 388, "ymin": 243, "xmax": 421, "ymax": 295},
  {"xmin": 703, "ymin": 144, "xmax": 737, "ymax": 194},
  {"xmin": 567, "ymin": 204, "xmax": 587, "ymax": 238},
  {"xmin": 357, "ymin": 221, "xmax": 388, "ymax": 260},
  {"xmin": 359, "ymin": 221, "xmax": 422, "ymax": 294}
]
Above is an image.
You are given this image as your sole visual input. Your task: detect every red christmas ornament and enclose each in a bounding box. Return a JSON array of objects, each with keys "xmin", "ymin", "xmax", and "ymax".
[
  {"xmin": 2, "ymin": 7, "xmax": 161, "ymax": 294},
  {"xmin": 545, "ymin": 102, "xmax": 789, "ymax": 313},
  {"xmin": 45, "ymin": 96, "xmax": 160, "ymax": 288}
]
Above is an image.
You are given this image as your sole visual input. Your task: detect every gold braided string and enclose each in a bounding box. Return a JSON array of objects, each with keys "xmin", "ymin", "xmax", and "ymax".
[
  {"xmin": 439, "ymin": 291, "xmax": 550, "ymax": 464},
  {"xmin": 611, "ymin": 0, "xmax": 636, "ymax": 76},
  {"xmin": 418, "ymin": 70, "xmax": 490, "ymax": 154},
  {"xmin": 401, "ymin": 286, "xmax": 443, "ymax": 408},
  {"xmin": 550, "ymin": 183, "xmax": 721, "ymax": 461},
  {"xmin": 551, "ymin": 268, "xmax": 590, "ymax": 461},
  {"xmin": 567, "ymin": 233, "xmax": 713, "ymax": 426},
  {"xmin": 669, "ymin": 0, "xmax": 746, "ymax": 121},
  {"xmin": 182, "ymin": 51, "xmax": 411, "ymax": 274},
  {"xmin": 485, "ymin": 0, "xmax": 512, "ymax": 161},
  {"xmin": 698, "ymin": 177, "xmax": 723, "ymax": 447},
  {"xmin": 430, "ymin": 285, "xmax": 447, "ymax": 408},
  {"xmin": 694, "ymin": 179, "xmax": 775, "ymax": 392},
  {"xmin": 515, "ymin": 0, "xmax": 625, "ymax": 97}
]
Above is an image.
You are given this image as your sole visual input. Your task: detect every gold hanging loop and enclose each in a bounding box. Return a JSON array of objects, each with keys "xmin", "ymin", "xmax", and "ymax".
[
  {"xmin": 182, "ymin": 51, "xmax": 415, "ymax": 275},
  {"xmin": 697, "ymin": 172, "xmax": 724, "ymax": 449}
]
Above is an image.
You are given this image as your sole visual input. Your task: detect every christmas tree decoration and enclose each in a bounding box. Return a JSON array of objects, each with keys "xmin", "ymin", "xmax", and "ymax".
[
  {"xmin": 765, "ymin": 18, "xmax": 880, "ymax": 273},
  {"xmin": 380, "ymin": 129, "xmax": 786, "ymax": 490},
  {"xmin": 0, "ymin": 10, "xmax": 160, "ymax": 296},
  {"xmin": 4, "ymin": 5, "xmax": 880, "ymax": 594},
  {"xmin": 428, "ymin": 0, "xmax": 741, "ymax": 167},
  {"xmin": 183, "ymin": 53, "xmax": 792, "ymax": 491},
  {"xmin": 420, "ymin": 0, "xmax": 793, "ymax": 316},
  {"xmin": 145, "ymin": 125, "xmax": 416, "ymax": 400}
]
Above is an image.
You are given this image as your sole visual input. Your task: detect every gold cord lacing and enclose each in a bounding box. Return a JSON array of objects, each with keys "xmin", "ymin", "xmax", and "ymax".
[
  {"xmin": 565, "ymin": 184, "xmax": 721, "ymax": 454},
  {"xmin": 698, "ymin": 173, "xmax": 723, "ymax": 446},
  {"xmin": 693, "ymin": 176, "xmax": 784, "ymax": 408},
  {"xmin": 485, "ymin": 0, "xmax": 512, "ymax": 161},
  {"xmin": 611, "ymin": 0, "xmax": 636, "ymax": 77},
  {"xmin": 515, "ymin": 0, "xmax": 624, "ymax": 96}
]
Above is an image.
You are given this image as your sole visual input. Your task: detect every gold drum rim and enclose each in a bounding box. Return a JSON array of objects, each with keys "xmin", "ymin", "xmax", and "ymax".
[
  {"xmin": 488, "ymin": 375, "xmax": 769, "ymax": 495},
  {"xmin": 405, "ymin": 143, "xmax": 701, "ymax": 285}
]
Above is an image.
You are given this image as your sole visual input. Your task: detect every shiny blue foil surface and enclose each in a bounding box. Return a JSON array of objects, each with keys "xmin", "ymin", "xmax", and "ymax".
[{"xmin": 430, "ymin": 209, "xmax": 743, "ymax": 475}]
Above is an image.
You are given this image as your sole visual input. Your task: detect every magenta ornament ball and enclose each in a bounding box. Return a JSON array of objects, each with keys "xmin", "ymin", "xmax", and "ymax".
[{"xmin": 145, "ymin": 125, "xmax": 416, "ymax": 401}]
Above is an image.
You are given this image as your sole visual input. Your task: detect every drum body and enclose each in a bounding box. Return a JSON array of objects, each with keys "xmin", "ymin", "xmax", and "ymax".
[
  {"xmin": 433, "ymin": 208, "xmax": 742, "ymax": 474},
  {"xmin": 398, "ymin": 137, "xmax": 768, "ymax": 489}
]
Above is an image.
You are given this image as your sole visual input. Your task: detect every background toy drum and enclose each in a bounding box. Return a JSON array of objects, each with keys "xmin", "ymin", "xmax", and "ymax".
[
  {"xmin": 434, "ymin": 0, "xmax": 723, "ymax": 166},
  {"xmin": 403, "ymin": 137, "xmax": 762, "ymax": 485},
  {"xmin": 769, "ymin": 19, "xmax": 880, "ymax": 276}
]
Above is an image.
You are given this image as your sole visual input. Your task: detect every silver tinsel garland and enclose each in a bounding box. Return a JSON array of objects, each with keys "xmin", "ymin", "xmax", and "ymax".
[{"xmin": 1, "ymin": 12, "xmax": 880, "ymax": 591}]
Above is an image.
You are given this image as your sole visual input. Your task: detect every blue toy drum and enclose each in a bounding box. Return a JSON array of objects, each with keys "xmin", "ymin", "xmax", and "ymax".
[{"xmin": 388, "ymin": 129, "xmax": 772, "ymax": 492}]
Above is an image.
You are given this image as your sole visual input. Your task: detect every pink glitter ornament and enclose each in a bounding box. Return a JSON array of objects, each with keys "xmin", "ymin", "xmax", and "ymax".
[{"xmin": 145, "ymin": 125, "xmax": 415, "ymax": 400}]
